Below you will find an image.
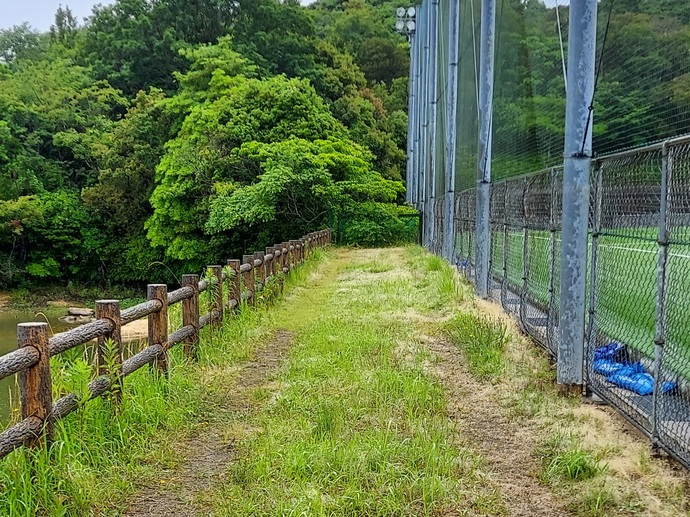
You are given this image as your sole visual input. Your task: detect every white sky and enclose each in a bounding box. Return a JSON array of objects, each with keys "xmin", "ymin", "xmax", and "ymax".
[{"xmin": 0, "ymin": 0, "xmax": 318, "ymax": 31}]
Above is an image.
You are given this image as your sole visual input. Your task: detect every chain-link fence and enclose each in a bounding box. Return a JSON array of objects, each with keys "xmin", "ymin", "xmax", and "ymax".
[
  {"xmin": 407, "ymin": 0, "xmax": 690, "ymax": 468},
  {"xmin": 453, "ymin": 137, "xmax": 690, "ymax": 466}
]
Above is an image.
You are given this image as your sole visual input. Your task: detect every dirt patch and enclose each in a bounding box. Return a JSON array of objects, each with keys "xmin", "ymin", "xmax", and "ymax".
[
  {"xmin": 425, "ymin": 338, "xmax": 574, "ymax": 517},
  {"xmin": 123, "ymin": 330, "xmax": 294, "ymax": 517}
]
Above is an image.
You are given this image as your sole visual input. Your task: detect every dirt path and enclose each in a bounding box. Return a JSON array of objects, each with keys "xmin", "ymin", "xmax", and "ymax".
[
  {"xmin": 123, "ymin": 331, "xmax": 293, "ymax": 517},
  {"xmin": 427, "ymin": 339, "xmax": 573, "ymax": 517}
]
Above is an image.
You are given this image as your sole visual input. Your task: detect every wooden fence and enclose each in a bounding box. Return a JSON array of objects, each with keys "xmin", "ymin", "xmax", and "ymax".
[{"xmin": 0, "ymin": 229, "xmax": 331, "ymax": 460}]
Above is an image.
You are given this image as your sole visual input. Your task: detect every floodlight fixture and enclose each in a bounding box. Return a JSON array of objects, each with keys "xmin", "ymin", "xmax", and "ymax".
[{"xmin": 395, "ymin": 5, "xmax": 416, "ymax": 36}]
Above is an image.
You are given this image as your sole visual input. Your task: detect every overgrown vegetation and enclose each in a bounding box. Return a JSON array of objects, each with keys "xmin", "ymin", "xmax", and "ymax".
[{"xmin": 0, "ymin": 250, "xmax": 321, "ymax": 515}]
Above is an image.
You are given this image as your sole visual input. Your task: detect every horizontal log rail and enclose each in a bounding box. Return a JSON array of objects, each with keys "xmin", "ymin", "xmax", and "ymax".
[{"xmin": 0, "ymin": 229, "xmax": 331, "ymax": 460}]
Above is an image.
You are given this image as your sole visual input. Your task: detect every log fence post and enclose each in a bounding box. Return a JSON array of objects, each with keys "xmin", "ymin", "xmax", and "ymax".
[
  {"xmin": 255, "ymin": 252, "xmax": 266, "ymax": 289},
  {"xmin": 209, "ymin": 265, "xmax": 223, "ymax": 326},
  {"xmin": 182, "ymin": 274, "xmax": 199, "ymax": 359},
  {"xmin": 265, "ymin": 247, "xmax": 272, "ymax": 283},
  {"xmin": 227, "ymin": 260, "xmax": 241, "ymax": 311},
  {"xmin": 95, "ymin": 300, "xmax": 123, "ymax": 403},
  {"xmin": 18, "ymin": 323, "xmax": 53, "ymax": 449},
  {"xmin": 148, "ymin": 284, "xmax": 168, "ymax": 376},
  {"xmin": 243, "ymin": 255, "xmax": 255, "ymax": 306},
  {"xmin": 282, "ymin": 242, "xmax": 290, "ymax": 273}
]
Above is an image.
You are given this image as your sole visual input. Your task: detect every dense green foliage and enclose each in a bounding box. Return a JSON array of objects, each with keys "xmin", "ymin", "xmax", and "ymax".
[{"xmin": 0, "ymin": 0, "xmax": 413, "ymax": 288}]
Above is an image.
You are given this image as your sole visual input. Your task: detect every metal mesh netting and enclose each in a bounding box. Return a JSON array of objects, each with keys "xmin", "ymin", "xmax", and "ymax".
[
  {"xmin": 658, "ymin": 141, "xmax": 690, "ymax": 464},
  {"xmin": 501, "ymin": 177, "xmax": 524, "ymax": 318},
  {"xmin": 522, "ymin": 170, "xmax": 554, "ymax": 347},
  {"xmin": 492, "ymin": 0, "xmax": 567, "ymax": 181},
  {"xmin": 456, "ymin": 188, "xmax": 476, "ymax": 281},
  {"xmin": 489, "ymin": 181, "xmax": 506, "ymax": 303},
  {"xmin": 410, "ymin": 0, "xmax": 690, "ymax": 469},
  {"xmin": 594, "ymin": 0, "xmax": 690, "ymax": 155},
  {"xmin": 585, "ymin": 149, "xmax": 663, "ymax": 433},
  {"xmin": 455, "ymin": 0, "xmax": 480, "ymax": 192}
]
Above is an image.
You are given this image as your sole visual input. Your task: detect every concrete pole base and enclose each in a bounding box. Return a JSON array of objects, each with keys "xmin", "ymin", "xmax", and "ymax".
[{"xmin": 557, "ymin": 383, "xmax": 584, "ymax": 397}]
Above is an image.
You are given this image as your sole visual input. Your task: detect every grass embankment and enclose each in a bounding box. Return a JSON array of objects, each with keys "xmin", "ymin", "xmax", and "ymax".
[{"xmin": 442, "ymin": 254, "xmax": 689, "ymax": 516}]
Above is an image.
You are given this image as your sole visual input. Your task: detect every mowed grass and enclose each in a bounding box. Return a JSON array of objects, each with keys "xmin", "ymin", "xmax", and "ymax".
[
  {"xmin": 208, "ymin": 247, "xmax": 500, "ymax": 516},
  {"xmin": 462, "ymin": 228, "xmax": 690, "ymax": 374}
]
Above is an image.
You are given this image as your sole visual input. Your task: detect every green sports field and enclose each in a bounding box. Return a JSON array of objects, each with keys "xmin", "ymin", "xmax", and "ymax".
[{"xmin": 459, "ymin": 228, "xmax": 690, "ymax": 377}]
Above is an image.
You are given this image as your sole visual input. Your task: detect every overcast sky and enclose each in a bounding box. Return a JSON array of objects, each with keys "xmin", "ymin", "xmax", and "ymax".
[{"xmin": 0, "ymin": 0, "xmax": 317, "ymax": 31}]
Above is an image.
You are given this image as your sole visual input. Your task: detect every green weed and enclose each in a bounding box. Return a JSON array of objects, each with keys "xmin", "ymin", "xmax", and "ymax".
[
  {"xmin": 445, "ymin": 312, "xmax": 509, "ymax": 380},
  {"xmin": 537, "ymin": 432, "xmax": 606, "ymax": 483}
]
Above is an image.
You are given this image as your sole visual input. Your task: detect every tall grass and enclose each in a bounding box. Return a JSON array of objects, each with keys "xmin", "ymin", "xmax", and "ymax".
[{"xmin": 445, "ymin": 313, "xmax": 510, "ymax": 380}]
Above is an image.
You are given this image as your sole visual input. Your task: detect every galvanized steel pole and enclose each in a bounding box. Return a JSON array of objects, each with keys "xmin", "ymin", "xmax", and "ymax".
[
  {"xmin": 475, "ymin": 0, "xmax": 496, "ymax": 297},
  {"xmin": 557, "ymin": 0, "xmax": 598, "ymax": 390},
  {"xmin": 419, "ymin": 2, "xmax": 429, "ymax": 237},
  {"xmin": 426, "ymin": 0, "xmax": 440, "ymax": 249},
  {"xmin": 443, "ymin": 0, "xmax": 460, "ymax": 263},
  {"xmin": 412, "ymin": 16, "xmax": 422, "ymax": 209},
  {"xmin": 406, "ymin": 32, "xmax": 417, "ymax": 205}
]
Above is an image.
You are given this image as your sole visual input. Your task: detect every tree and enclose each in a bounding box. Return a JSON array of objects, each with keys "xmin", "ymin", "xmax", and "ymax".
[{"xmin": 146, "ymin": 73, "xmax": 344, "ymax": 263}]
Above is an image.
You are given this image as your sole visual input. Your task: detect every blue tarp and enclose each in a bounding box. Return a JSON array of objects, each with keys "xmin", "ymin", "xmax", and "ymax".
[{"xmin": 593, "ymin": 343, "xmax": 677, "ymax": 396}]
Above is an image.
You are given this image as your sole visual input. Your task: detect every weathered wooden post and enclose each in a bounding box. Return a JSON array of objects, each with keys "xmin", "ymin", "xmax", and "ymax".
[
  {"xmin": 209, "ymin": 265, "xmax": 223, "ymax": 326},
  {"xmin": 282, "ymin": 242, "xmax": 290, "ymax": 273},
  {"xmin": 148, "ymin": 284, "xmax": 168, "ymax": 376},
  {"xmin": 254, "ymin": 252, "xmax": 266, "ymax": 289},
  {"xmin": 18, "ymin": 323, "xmax": 53, "ymax": 448},
  {"xmin": 299, "ymin": 239, "xmax": 306, "ymax": 263},
  {"xmin": 265, "ymin": 247, "xmax": 274, "ymax": 283},
  {"xmin": 182, "ymin": 274, "xmax": 199, "ymax": 359},
  {"xmin": 95, "ymin": 300, "xmax": 123, "ymax": 403},
  {"xmin": 290, "ymin": 240, "xmax": 299, "ymax": 266},
  {"xmin": 227, "ymin": 260, "xmax": 241, "ymax": 310},
  {"xmin": 243, "ymin": 255, "xmax": 255, "ymax": 306}
]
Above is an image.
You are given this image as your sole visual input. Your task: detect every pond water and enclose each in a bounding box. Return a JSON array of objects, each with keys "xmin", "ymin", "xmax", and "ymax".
[{"xmin": 0, "ymin": 310, "xmax": 77, "ymax": 423}]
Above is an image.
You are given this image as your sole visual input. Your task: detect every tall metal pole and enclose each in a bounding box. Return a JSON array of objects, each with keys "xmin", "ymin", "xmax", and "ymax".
[
  {"xmin": 419, "ymin": 2, "xmax": 430, "ymax": 237},
  {"xmin": 558, "ymin": 0, "xmax": 598, "ymax": 390},
  {"xmin": 406, "ymin": 32, "xmax": 417, "ymax": 205},
  {"xmin": 475, "ymin": 0, "xmax": 496, "ymax": 297},
  {"xmin": 426, "ymin": 0, "xmax": 440, "ymax": 249},
  {"xmin": 444, "ymin": 0, "xmax": 460, "ymax": 263},
  {"xmin": 412, "ymin": 15, "xmax": 422, "ymax": 209}
]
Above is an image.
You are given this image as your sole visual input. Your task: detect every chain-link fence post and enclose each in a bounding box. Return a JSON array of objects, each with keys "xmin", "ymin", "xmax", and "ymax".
[
  {"xmin": 586, "ymin": 160, "xmax": 603, "ymax": 390},
  {"xmin": 520, "ymin": 177, "xmax": 529, "ymax": 330},
  {"xmin": 475, "ymin": 0, "xmax": 496, "ymax": 297},
  {"xmin": 651, "ymin": 141, "xmax": 671, "ymax": 443},
  {"xmin": 557, "ymin": 0, "xmax": 598, "ymax": 390}
]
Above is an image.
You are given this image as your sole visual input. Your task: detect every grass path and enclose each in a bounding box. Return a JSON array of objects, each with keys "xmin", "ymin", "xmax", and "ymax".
[{"xmin": 118, "ymin": 246, "xmax": 689, "ymax": 516}]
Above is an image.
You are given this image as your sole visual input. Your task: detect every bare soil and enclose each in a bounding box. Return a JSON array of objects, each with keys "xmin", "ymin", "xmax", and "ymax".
[
  {"xmin": 426, "ymin": 338, "xmax": 574, "ymax": 517},
  {"xmin": 123, "ymin": 330, "xmax": 293, "ymax": 517}
]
